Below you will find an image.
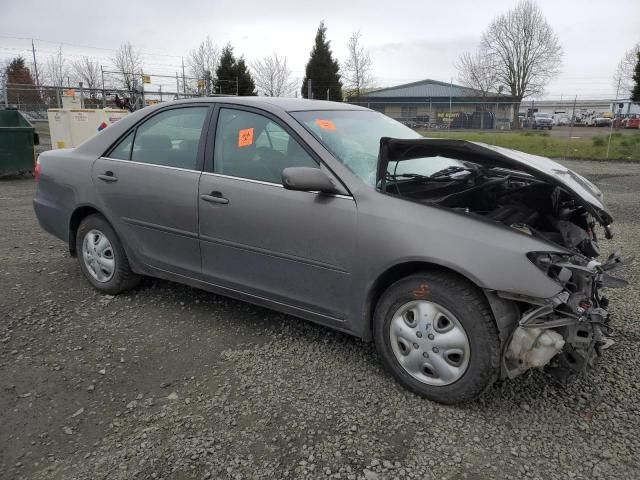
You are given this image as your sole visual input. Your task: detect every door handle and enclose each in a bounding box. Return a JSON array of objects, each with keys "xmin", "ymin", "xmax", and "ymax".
[
  {"xmin": 97, "ymin": 171, "xmax": 118, "ymax": 183},
  {"xmin": 200, "ymin": 191, "xmax": 229, "ymax": 205}
]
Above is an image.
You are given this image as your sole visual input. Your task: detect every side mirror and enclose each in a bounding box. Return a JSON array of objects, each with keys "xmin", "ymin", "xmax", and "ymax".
[{"xmin": 282, "ymin": 167, "xmax": 338, "ymax": 194}]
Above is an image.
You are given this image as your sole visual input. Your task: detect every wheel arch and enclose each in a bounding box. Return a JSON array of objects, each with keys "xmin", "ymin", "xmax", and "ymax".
[
  {"xmin": 68, "ymin": 205, "xmax": 108, "ymax": 256},
  {"xmin": 363, "ymin": 260, "xmax": 517, "ymax": 342}
]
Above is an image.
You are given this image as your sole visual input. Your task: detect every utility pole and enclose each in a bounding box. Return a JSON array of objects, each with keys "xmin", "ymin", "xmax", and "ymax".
[
  {"xmin": 31, "ymin": 39, "xmax": 40, "ymax": 88},
  {"xmin": 564, "ymin": 95, "xmax": 578, "ymax": 160},
  {"xmin": 79, "ymin": 81, "xmax": 84, "ymax": 108},
  {"xmin": 235, "ymin": 76, "xmax": 239, "ymax": 96},
  {"xmin": 307, "ymin": 79, "xmax": 312, "ymax": 99},
  {"xmin": 159, "ymin": 85, "xmax": 162, "ymax": 102},
  {"xmin": 606, "ymin": 78, "xmax": 621, "ymax": 159},
  {"xmin": 448, "ymin": 77, "xmax": 452, "ymax": 132},
  {"xmin": 326, "ymin": 88, "xmax": 329, "ymax": 101},
  {"xmin": 176, "ymin": 73, "xmax": 180, "ymax": 98},
  {"xmin": 101, "ymin": 65, "xmax": 106, "ymax": 108},
  {"xmin": 139, "ymin": 72, "xmax": 145, "ymax": 107},
  {"xmin": 181, "ymin": 57, "xmax": 186, "ymax": 95},
  {"xmin": 3, "ymin": 74, "xmax": 8, "ymax": 107}
]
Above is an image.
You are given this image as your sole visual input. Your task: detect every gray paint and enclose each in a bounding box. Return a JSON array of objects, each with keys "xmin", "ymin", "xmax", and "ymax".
[{"xmin": 34, "ymin": 97, "xmax": 573, "ymax": 340}]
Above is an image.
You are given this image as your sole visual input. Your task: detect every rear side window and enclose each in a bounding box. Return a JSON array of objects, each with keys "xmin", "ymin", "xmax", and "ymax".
[
  {"xmin": 128, "ymin": 107, "xmax": 208, "ymax": 170},
  {"xmin": 109, "ymin": 132, "xmax": 133, "ymax": 160}
]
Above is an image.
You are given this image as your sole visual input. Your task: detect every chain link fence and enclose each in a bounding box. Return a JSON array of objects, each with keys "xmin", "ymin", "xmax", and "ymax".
[
  {"xmin": 348, "ymin": 98, "xmax": 640, "ymax": 160},
  {"xmin": 2, "ymin": 67, "xmax": 240, "ymax": 120},
  {"xmin": 2, "ymin": 76, "xmax": 638, "ymax": 160}
]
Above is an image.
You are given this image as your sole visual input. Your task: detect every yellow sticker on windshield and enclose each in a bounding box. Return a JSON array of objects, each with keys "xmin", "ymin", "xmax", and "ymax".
[
  {"xmin": 315, "ymin": 119, "xmax": 336, "ymax": 131},
  {"xmin": 238, "ymin": 128, "xmax": 254, "ymax": 147}
]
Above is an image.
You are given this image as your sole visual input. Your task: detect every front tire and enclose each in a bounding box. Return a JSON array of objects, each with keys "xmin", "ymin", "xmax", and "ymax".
[
  {"xmin": 76, "ymin": 214, "xmax": 140, "ymax": 294},
  {"xmin": 373, "ymin": 272, "xmax": 500, "ymax": 404}
]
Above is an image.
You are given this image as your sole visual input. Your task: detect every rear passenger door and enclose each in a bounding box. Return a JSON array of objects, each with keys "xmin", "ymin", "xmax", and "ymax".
[{"xmin": 93, "ymin": 105, "xmax": 210, "ymax": 277}]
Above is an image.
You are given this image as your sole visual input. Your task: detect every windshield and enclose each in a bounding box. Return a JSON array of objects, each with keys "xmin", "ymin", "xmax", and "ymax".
[
  {"xmin": 535, "ymin": 113, "xmax": 552, "ymax": 118},
  {"xmin": 291, "ymin": 110, "xmax": 423, "ymax": 185}
]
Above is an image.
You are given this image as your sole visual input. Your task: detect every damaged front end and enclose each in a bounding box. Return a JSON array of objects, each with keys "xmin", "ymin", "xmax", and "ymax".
[
  {"xmin": 503, "ymin": 250, "xmax": 631, "ymax": 379},
  {"xmin": 377, "ymin": 138, "xmax": 633, "ymax": 381}
]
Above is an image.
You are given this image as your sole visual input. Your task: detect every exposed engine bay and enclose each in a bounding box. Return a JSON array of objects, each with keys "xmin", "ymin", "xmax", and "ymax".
[
  {"xmin": 378, "ymin": 138, "xmax": 633, "ymax": 381},
  {"xmin": 386, "ymin": 167, "xmax": 602, "ymax": 257}
]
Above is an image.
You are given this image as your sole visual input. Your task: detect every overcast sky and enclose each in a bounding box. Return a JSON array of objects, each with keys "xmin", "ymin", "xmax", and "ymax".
[{"xmin": 1, "ymin": 0, "xmax": 638, "ymax": 98}]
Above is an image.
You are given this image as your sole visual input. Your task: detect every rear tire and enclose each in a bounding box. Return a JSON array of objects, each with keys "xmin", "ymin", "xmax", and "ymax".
[
  {"xmin": 373, "ymin": 272, "xmax": 500, "ymax": 404},
  {"xmin": 76, "ymin": 214, "xmax": 140, "ymax": 294}
]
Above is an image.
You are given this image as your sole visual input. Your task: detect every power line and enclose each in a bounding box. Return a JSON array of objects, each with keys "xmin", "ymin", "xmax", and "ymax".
[{"xmin": 0, "ymin": 34, "xmax": 186, "ymax": 59}]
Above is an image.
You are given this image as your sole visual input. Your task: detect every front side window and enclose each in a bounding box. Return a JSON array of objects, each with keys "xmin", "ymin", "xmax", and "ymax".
[
  {"xmin": 129, "ymin": 107, "xmax": 208, "ymax": 169},
  {"xmin": 214, "ymin": 108, "xmax": 318, "ymax": 183}
]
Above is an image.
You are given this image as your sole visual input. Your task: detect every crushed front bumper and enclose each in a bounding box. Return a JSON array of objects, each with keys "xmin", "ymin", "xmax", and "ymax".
[{"xmin": 501, "ymin": 251, "xmax": 633, "ymax": 379}]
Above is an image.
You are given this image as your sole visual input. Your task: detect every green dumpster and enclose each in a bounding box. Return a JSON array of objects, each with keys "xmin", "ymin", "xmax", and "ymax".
[{"xmin": 0, "ymin": 109, "xmax": 39, "ymax": 175}]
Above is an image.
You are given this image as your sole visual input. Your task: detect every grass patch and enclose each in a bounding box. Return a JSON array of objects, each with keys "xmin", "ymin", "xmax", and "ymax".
[{"xmin": 419, "ymin": 130, "xmax": 640, "ymax": 160}]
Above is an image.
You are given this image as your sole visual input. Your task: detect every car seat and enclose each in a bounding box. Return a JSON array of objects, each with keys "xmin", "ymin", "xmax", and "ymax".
[{"xmin": 133, "ymin": 134, "xmax": 173, "ymax": 166}]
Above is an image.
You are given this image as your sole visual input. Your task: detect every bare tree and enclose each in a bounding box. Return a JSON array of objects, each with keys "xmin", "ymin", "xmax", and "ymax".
[
  {"xmin": 187, "ymin": 36, "xmax": 219, "ymax": 92},
  {"xmin": 44, "ymin": 45, "xmax": 70, "ymax": 87},
  {"xmin": 480, "ymin": 0, "xmax": 562, "ymax": 127},
  {"xmin": 456, "ymin": 49, "xmax": 499, "ymax": 97},
  {"xmin": 72, "ymin": 56, "xmax": 101, "ymax": 96},
  {"xmin": 111, "ymin": 42, "xmax": 143, "ymax": 92},
  {"xmin": 456, "ymin": 49, "xmax": 499, "ymax": 128},
  {"xmin": 250, "ymin": 52, "xmax": 296, "ymax": 97},
  {"xmin": 341, "ymin": 30, "xmax": 373, "ymax": 98},
  {"xmin": 613, "ymin": 43, "xmax": 640, "ymax": 97}
]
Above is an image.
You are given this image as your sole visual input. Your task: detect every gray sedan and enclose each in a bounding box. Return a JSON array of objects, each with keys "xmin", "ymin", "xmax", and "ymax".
[{"xmin": 33, "ymin": 97, "xmax": 629, "ymax": 404}]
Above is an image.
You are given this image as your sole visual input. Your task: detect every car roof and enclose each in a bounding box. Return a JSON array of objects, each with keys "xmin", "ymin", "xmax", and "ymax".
[
  {"xmin": 160, "ymin": 96, "xmax": 371, "ymax": 113},
  {"xmin": 74, "ymin": 97, "xmax": 371, "ymax": 156}
]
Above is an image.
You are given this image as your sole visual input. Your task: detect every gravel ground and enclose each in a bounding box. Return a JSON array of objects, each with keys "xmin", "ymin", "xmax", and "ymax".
[{"xmin": 1, "ymin": 159, "xmax": 639, "ymax": 480}]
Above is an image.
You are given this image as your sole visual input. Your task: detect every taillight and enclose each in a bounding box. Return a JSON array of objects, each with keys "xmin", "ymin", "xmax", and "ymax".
[{"xmin": 34, "ymin": 156, "xmax": 41, "ymax": 182}]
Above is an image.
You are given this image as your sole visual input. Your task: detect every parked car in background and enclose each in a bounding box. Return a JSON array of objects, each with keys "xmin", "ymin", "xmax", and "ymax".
[
  {"xmin": 623, "ymin": 116, "xmax": 640, "ymax": 129},
  {"xmin": 585, "ymin": 114, "xmax": 613, "ymax": 127},
  {"xmin": 593, "ymin": 117, "xmax": 612, "ymax": 127},
  {"xmin": 531, "ymin": 112, "xmax": 553, "ymax": 129},
  {"xmin": 33, "ymin": 97, "xmax": 628, "ymax": 404}
]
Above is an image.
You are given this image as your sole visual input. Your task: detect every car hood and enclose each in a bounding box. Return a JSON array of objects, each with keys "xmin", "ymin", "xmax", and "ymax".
[{"xmin": 377, "ymin": 138, "xmax": 613, "ymax": 228}]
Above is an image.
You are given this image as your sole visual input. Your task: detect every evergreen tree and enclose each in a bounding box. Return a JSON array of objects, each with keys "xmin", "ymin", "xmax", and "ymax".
[
  {"xmin": 5, "ymin": 56, "xmax": 41, "ymax": 106},
  {"xmin": 631, "ymin": 51, "xmax": 640, "ymax": 103},
  {"xmin": 215, "ymin": 45, "xmax": 236, "ymax": 95},
  {"xmin": 235, "ymin": 58, "xmax": 256, "ymax": 96},
  {"xmin": 301, "ymin": 21, "xmax": 343, "ymax": 101},
  {"xmin": 214, "ymin": 44, "xmax": 256, "ymax": 96}
]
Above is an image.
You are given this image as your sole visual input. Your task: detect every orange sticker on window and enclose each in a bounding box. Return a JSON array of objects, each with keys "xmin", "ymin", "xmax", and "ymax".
[
  {"xmin": 315, "ymin": 119, "xmax": 336, "ymax": 131},
  {"xmin": 238, "ymin": 128, "xmax": 254, "ymax": 147}
]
